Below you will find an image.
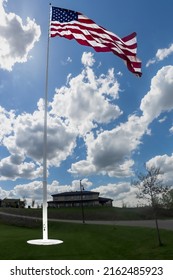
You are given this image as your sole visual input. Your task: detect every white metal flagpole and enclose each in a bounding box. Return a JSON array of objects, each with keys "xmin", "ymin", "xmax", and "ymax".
[{"xmin": 27, "ymin": 3, "xmax": 63, "ymax": 246}]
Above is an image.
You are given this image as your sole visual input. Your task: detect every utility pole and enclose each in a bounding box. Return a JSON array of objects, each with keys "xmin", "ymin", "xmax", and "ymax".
[{"xmin": 80, "ymin": 180, "xmax": 85, "ymax": 224}]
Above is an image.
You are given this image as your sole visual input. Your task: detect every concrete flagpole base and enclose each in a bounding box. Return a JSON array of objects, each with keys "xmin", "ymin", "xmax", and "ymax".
[{"xmin": 27, "ymin": 239, "xmax": 63, "ymax": 246}]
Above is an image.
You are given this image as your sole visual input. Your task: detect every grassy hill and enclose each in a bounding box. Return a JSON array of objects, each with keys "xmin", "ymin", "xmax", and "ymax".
[
  {"xmin": 0, "ymin": 206, "xmax": 173, "ymax": 223},
  {"xmin": 0, "ymin": 206, "xmax": 173, "ymax": 230}
]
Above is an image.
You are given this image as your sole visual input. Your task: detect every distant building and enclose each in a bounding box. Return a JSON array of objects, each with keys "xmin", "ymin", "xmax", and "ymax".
[
  {"xmin": 0, "ymin": 198, "xmax": 25, "ymax": 208},
  {"xmin": 48, "ymin": 190, "xmax": 113, "ymax": 208}
]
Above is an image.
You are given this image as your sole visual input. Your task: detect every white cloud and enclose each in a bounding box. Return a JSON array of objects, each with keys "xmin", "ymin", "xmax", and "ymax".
[
  {"xmin": 169, "ymin": 126, "xmax": 173, "ymax": 134},
  {"xmin": 140, "ymin": 65, "xmax": 173, "ymax": 122},
  {"xmin": 0, "ymin": 106, "xmax": 15, "ymax": 143},
  {"xmin": 156, "ymin": 43, "xmax": 173, "ymax": 61},
  {"xmin": 51, "ymin": 60, "xmax": 121, "ymax": 135},
  {"xmin": 61, "ymin": 56, "xmax": 72, "ymax": 65},
  {"xmin": 69, "ymin": 114, "xmax": 146, "ymax": 177},
  {"xmin": 117, "ymin": 71, "xmax": 123, "ymax": 76},
  {"xmin": 1, "ymin": 55, "xmax": 173, "ymax": 187},
  {"xmin": 0, "ymin": 53, "xmax": 122, "ymax": 181},
  {"xmin": 146, "ymin": 154, "xmax": 173, "ymax": 185},
  {"xmin": 146, "ymin": 58, "xmax": 156, "ymax": 68},
  {"xmin": 3, "ymin": 107, "xmax": 77, "ymax": 165},
  {"xmin": 158, "ymin": 116, "xmax": 167, "ymax": 123},
  {"xmin": 9, "ymin": 181, "xmax": 50, "ymax": 201},
  {"xmin": 0, "ymin": 156, "xmax": 42, "ymax": 181},
  {"xmin": 81, "ymin": 52, "xmax": 95, "ymax": 67},
  {"xmin": 0, "ymin": 186, "xmax": 9, "ymax": 199},
  {"xmin": 0, "ymin": 0, "xmax": 41, "ymax": 71},
  {"xmin": 0, "ymin": 101, "xmax": 77, "ymax": 181},
  {"xmin": 69, "ymin": 160, "xmax": 96, "ymax": 177},
  {"xmin": 146, "ymin": 43, "xmax": 173, "ymax": 67},
  {"xmin": 93, "ymin": 182, "xmax": 139, "ymax": 207},
  {"xmin": 94, "ymin": 182, "xmax": 130, "ymax": 199},
  {"xmin": 70, "ymin": 65, "xmax": 173, "ymax": 178}
]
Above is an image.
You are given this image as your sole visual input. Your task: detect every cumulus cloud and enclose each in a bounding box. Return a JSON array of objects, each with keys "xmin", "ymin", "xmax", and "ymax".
[
  {"xmin": 0, "ymin": 106, "xmax": 15, "ymax": 143},
  {"xmin": 0, "ymin": 0, "xmax": 41, "ymax": 71},
  {"xmin": 0, "ymin": 52, "xmax": 122, "ymax": 181},
  {"xmin": 51, "ymin": 62, "xmax": 121, "ymax": 135},
  {"xmin": 69, "ymin": 65, "xmax": 173, "ymax": 178},
  {"xmin": 9, "ymin": 181, "xmax": 51, "ymax": 201},
  {"xmin": 93, "ymin": 182, "xmax": 139, "ymax": 207},
  {"xmin": 146, "ymin": 154, "xmax": 173, "ymax": 185},
  {"xmin": 1, "ymin": 104, "xmax": 77, "ymax": 181},
  {"xmin": 81, "ymin": 52, "xmax": 95, "ymax": 67},
  {"xmin": 140, "ymin": 65, "xmax": 173, "ymax": 122},
  {"xmin": 146, "ymin": 43, "xmax": 173, "ymax": 67},
  {"xmin": 0, "ymin": 97, "xmax": 77, "ymax": 181},
  {"xmin": 13, "ymin": 113, "xmax": 76, "ymax": 166},
  {"xmin": 1, "ymin": 54, "xmax": 173, "ymax": 186},
  {"xmin": 94, "ymin": 182, "xmax": 130, "ymax": 199},
  {"xmin": 0, "ymin": 156, "xmax": 42, "ymax": 181},
  {"xmin": 69, "ymin": 115, "xmax": 146, "ymax": 177}
]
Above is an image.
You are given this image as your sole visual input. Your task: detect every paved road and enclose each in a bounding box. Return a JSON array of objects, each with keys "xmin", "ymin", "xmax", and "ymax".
[
  {"xmin": 1, "ymin": 211, "xmax": 173, "ymax": 231},
  {"xmin": 91, "ymin": 219, "xmax": 173, "ymax": 231}
]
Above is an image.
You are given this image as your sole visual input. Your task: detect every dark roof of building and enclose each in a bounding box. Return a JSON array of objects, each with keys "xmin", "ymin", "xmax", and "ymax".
[
  {"xmin": 52, "ymin": 190, "xmax": 99, "ymax": 197},
  {"xmin": 99, "ymin": 197, "xmax": 113, "ymax": 202},
  {"xmin": 3, "ymin": 198, "xmax": 20, "ymax": 202}
]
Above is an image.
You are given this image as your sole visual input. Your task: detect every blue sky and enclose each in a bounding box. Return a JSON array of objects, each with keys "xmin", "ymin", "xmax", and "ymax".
[{"xmin": 0, "ymin": 0, "xmax": 173, "ymax": 207}]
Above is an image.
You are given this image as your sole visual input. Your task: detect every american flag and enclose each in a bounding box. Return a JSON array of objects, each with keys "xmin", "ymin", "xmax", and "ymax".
[{"xmin": 50, "ymin": 6, "xmax": 142, "ymax": 77}]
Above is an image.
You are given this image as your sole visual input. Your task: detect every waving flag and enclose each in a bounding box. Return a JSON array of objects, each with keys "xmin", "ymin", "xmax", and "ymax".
[{"xmin": 50, "ymin": 6, "xmax": 142, "ymax": 77}]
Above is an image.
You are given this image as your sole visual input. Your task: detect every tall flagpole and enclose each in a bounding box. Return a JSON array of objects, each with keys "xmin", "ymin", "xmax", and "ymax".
[
  {"xmin": 27, "ymin": 3, "xmax": 63, "ymax": 245},
  {"xmin": 42, "ymin": 2, "xmax": 50, "ymax": 241}
]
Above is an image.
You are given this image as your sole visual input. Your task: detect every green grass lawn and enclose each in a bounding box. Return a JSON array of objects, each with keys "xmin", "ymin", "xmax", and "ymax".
[{"xmin": 0, "ymin": 221, "xmax": 173, "ymax": 260}]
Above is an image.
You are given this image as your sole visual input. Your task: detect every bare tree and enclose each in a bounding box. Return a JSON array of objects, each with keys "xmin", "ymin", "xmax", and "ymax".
[
  {"xmin": 132, "ymin": 165, "xmax": 168, "ymax": 246},
  {"xmin": 162, "ymin": 189, "xmax": 173, "ymax": 209}
]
